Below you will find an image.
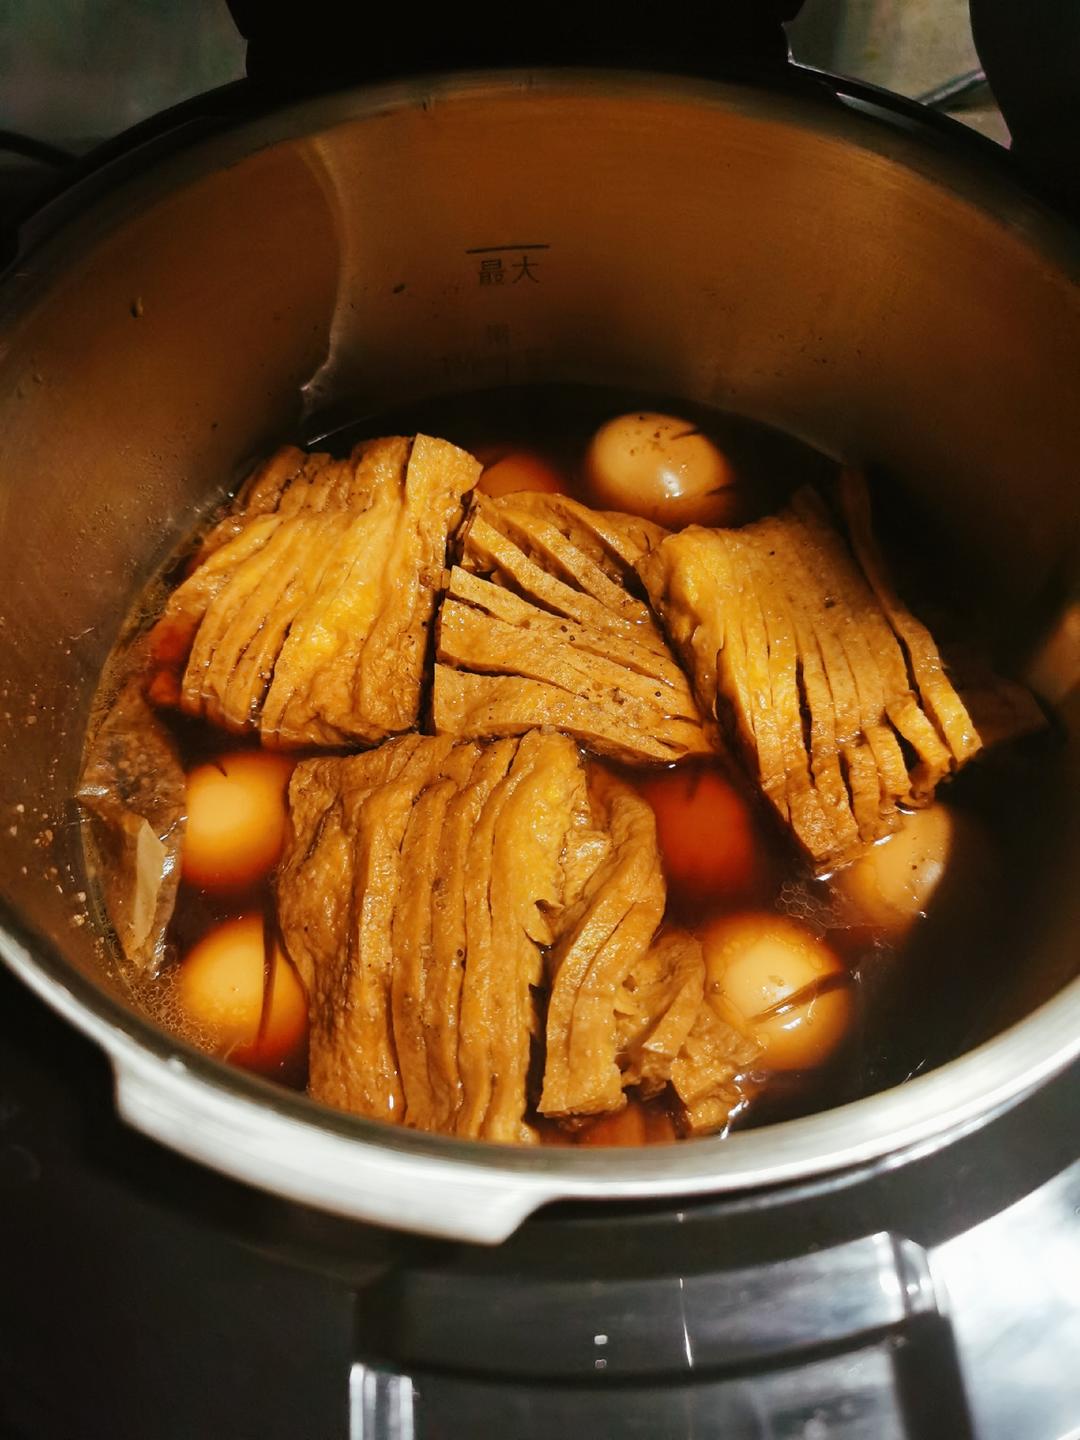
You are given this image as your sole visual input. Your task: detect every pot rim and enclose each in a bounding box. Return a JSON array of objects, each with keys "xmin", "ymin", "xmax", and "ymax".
[
  {"xmin": 3, "ymin": 897, "xmax": 1078, "ymax": 1242},
  {"xmin": 1, "ymin": 69, "xmax": 1077, "ymax": 1242}
]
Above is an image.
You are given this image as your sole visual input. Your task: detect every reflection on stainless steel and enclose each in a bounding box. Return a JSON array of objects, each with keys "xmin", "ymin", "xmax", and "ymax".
[
  {"xmin": 678, "ymin": 1274, "xmax": 695, "ymax": 1371},
  {"xmin": 0, "ymin": 72, "xmax": 1076, "ymax": 1238},
  {"xmin": 679, "ymin": 1232, "xmax": 938, "ymax": 1365},
  {"xmin": 355, "ymin": 1232, "xmax": 942, "ymax": 1381},
  {"xmin": 350, "ymin": 1363, "xmax": 416, "ymax": 1440},
  {"xmin": 933, "ymin": 1162, "xmax": 1080, "ymax": 1440},
  {"xmin": 351, "ymin": 1344, "xmax": 913, "ymax": 1439}
]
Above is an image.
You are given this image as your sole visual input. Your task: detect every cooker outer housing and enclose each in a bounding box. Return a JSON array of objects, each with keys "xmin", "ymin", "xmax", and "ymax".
[{"xmin": 0, "ymin": 70, "xmax": 1077, "ymax": 1243}]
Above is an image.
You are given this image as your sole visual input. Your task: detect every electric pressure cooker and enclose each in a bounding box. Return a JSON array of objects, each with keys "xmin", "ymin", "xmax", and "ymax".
[{"xmin": 1, "ymin": 4, "xmax": 1077, "ymax": 1436}]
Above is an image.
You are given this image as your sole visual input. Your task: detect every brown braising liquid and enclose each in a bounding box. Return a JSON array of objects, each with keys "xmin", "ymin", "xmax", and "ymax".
[{"xmin": 93, "ymin": 385, "xmax": 1070, "ymax": 1145}]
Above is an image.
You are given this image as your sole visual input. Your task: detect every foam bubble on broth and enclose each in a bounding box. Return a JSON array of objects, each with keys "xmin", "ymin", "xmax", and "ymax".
[{"xmin": 776, "ymin": 877, "xmax": 847, "ymax": 936}]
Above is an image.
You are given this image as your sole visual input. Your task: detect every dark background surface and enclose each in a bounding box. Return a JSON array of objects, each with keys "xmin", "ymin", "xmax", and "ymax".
[{"xmin": 0, "ymin": 1, "xmax": 1001, "ymax": 152}]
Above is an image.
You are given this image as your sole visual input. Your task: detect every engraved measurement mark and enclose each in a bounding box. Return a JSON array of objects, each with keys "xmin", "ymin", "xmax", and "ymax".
[
  {"xmin": 466, "ymin": 242, "xmax": 550, "ymax": 286},
  {"xmin": 465, "ymin": 244, "xmax": 551, "ymax": 254}
]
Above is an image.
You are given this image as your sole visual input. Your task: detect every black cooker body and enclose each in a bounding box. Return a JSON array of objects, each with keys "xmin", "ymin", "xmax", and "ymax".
[{"xmin": 1, "ymin": 7, "xmax": 1078, "ymax": 1439}]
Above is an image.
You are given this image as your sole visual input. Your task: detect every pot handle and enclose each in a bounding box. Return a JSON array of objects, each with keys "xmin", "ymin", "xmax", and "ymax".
[
  {"xmin": 109, "ymin": 1047, "xmax": 563, "ymax": 1245},
  {"xmin": 348, "ymin": 1329, "xmax": 969, "ymax": 1440},
  {"xmin": 347, "ymin": 1233, "xmax": 976, "ymax": 1439}
]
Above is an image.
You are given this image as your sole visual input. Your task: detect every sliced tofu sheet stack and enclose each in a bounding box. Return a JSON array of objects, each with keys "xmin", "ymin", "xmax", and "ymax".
[
  {"xmin": 146, "ymin": 436, "xmax": 478, "ymax": 747},
  {"xmin": 433, "ymin": 491, "xmax": 712, "ymax": 766},
  {"xmin": 278, "ymin": 732, "xmax": 755, "ymax": 1144},
  {"xmin": 638, "ymin": 480, "xmax": 981, "ymax": 873}
]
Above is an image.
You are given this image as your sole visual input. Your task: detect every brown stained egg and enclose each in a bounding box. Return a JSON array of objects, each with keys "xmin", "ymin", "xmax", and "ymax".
[
  {"xmin": 839, "ymin": 804, "xmax": 954, "ymax": 935},
  {"xmin": 701, "ymin": 912, "xmax": 852, "ymax": 1071},
  {"xmin": 477, "ymin": 451, "xmax": 567, "ymax": 497},
  {"xmin": 637, "ymin": 766, "xmax": 759, "ymax": 905},
  {"xmin": 585, "ymin": 412, "xmax": 737, "ymax": 527},
  {"xmin": 176, "ymin": 913, "xmax": 307, "ymax": 1070},
  {"xmin": 182, "ymin": 750, "xmax": 294, "ymax": 892}
]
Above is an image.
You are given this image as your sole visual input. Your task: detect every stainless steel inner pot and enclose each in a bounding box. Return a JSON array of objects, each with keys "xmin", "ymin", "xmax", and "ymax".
[{"xmin": 0, "ymin": 71, "xmax": 1077, "ymax": 1243}]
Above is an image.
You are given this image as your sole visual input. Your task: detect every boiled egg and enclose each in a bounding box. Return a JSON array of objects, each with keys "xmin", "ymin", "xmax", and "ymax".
[
  {"xmin": 182, "ymin": 750, "xmax": 294, "ymax": 891},
  {"xmin": 638, "ymin": 766, "xmax": 759, "ymax": 904},
  {"xmin": 577, "ymin": 1102, "xmax": 648, "ymax": 1147},
  {"xmin": 577, "ymin": 1098, "xmax": 677, "ymax": 1146},
  {"xmin": 176, "ymin": 913, "xmax": 307, "ymax": 1070},
  {"xmin": 585, "ymin": 412, "xmax": 737, "ymax": 526},
  {"xmin": 702, "ymin": 912, "xmax": 851, "ymax": 1071},
  {"xmin": 477, "ymin": 451, "xmax": 567, "ymax": 497},
  {"xmin": 838, "ymin": 803, "xmax": 954, "ymax": 935}
]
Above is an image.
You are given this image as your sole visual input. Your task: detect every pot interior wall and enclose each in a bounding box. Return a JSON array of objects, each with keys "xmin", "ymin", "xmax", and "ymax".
[{"xmin": 0, "ymin": 77, "xmax": 1076, "ymax": 1071}]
